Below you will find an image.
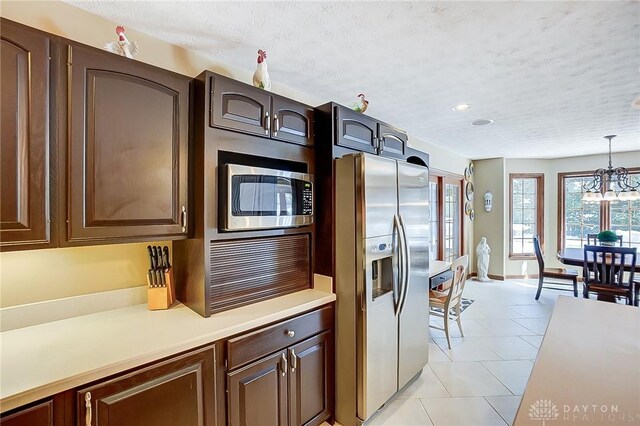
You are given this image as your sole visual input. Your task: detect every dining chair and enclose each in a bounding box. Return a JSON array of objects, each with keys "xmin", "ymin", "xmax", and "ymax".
[
  {"xmin": 429, "ymin": 255, "xmax": 469, "ymax": 349},
  {"xmin": 586, "ymin": 233, "xmax": 623, "ymax": 246},
  {"xmin": 533, "ymin": 235, "xmax": 579, "ymax": 300},
  {"xmin": 583, "ymin": 245, "xmax": 637, "ymax": 305}
]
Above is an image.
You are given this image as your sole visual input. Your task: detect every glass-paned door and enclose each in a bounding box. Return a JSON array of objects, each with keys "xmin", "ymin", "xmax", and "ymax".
[
  {"xmin": 443, "ymin": 179, "xmax": 461, "ymax": 263},
  {"xmin": 429, "ymin": 178, "xmax": 439, "ymax": 261}
]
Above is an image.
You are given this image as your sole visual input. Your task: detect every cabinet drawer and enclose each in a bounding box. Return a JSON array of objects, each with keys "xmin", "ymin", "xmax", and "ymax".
[
  {"xmin": 227, "ymin": 304, "xmax": 333, "ymax": 370},
  {"xmin": 430, "ymin": 269, "xmax": 453, "ymax": 290}
]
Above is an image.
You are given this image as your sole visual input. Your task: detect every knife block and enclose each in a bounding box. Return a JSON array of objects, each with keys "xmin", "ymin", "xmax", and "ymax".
[{"xmin": 147, "ymin": 268, "xmax": 176, "ymax": 310}]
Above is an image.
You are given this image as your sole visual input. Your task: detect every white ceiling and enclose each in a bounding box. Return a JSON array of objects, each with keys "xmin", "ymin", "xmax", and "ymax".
[{"xmin": 65, "ymin": 1, "xmax": 640, "ymax": 160}]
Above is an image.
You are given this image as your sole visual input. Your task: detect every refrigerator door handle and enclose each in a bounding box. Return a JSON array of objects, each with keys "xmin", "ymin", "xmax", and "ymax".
[
  {"xmin": 397, "ymin": 214, "xmax": 411, "ymax": 315},
  {"xmin": 392, "ymin": 214, "xmax": 402, "ymax": 312}
]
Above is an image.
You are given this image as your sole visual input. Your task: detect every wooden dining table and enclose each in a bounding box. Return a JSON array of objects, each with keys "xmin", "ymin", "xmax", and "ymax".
[{"xmin": 557, "ymin": 247, "xmax": 640, "ymax": 272}]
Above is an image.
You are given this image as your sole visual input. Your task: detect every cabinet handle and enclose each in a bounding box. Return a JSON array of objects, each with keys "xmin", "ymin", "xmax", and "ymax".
[
  {"xmin": 273, "ymin": 114, "xmax": 279, "ymax": 137},
  {"xmin": 181, "ymin": 205, "xmax": 187, "ymax": 233},
  {"xmin": 85, "ymin": 392, "xmax": 92, "ymax": 426},
  {"xmin": 265, "ymin": 111, "xmax": 270, "ymax": 135},
  {"xmin": 379, "ymin": 138, "xmax": 385, "ymax": 152},
  {"xmin": 280, "ymin": 353, "xmax": 287, "ymax": 376},
  {"xmin": 287, "ymin": 330, "xmax": 295, "ymax": 338},
  {"xmin": 290, "ymin": 349, "xmax": 297, "ymax": 373}
]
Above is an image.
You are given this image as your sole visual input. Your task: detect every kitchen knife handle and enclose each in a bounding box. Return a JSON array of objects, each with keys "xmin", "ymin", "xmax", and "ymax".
[
  {"xmin": 290, "ymin": 349, "xmax": 297, "ymax": 373},
  {"xmin": 181, "ymin": 205, "xmax": 187, "ymax": 233},
  {"xmin": 164, "ymin": 246, "xmax": 171, "ymax": 269},
  {"xmin": 85, "ymin": 392, "xmax": 92, "ymax": 426},
  {"xmin": 280, "ymin": 353, "xmax": 287, "ymax": 376}
]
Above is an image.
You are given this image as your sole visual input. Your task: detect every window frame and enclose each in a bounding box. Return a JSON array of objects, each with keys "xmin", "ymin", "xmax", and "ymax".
[
  {"xmin": 508, "ymin": 173, "xmax": 545, "ymax": 259},
  {"xmin": 430, "ymin": 169, "xmax": 464, "ymax": 262},
  {"xmin": 558, "ymin": 168, "xmax": 640, "ymax": 250}
]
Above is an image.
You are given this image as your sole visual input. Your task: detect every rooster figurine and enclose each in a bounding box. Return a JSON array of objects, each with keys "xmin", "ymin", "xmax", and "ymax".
[
  {"xmin": 352, "ymin": 94, "xmax": 369, "ymax": 113},
  {"xmin": 104, "ymin": 25, "xmax": 139, "ymax": 59},
  {"xmin": 252, "ymin": 49, "xmax": 271, "ymax": 91}
]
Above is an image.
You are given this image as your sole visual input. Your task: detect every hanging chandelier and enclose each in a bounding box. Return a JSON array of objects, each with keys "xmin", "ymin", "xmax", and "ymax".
[{"xmin": 582, "ymin": 135, "xmax": 640, "ymax": 202}]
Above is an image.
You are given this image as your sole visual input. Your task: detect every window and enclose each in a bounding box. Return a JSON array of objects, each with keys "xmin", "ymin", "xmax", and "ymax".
[
  {"xmin": 429, "ymin": 171, "xmax": 464, "ymax": 262},
  {"xmin": 559, "ymin": 170, "xmax": 640, "ymax": 249},
  {"xmin": 608, "ymin": 173, "xmax": 640, "ymax": 249},
  {"xmin": 509, "ymin": 174, "xmax": 544, "ymax": 257}
]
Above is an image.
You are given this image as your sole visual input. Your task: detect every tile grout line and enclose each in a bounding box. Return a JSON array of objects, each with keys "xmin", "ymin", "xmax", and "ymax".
[
  {"xmin": 483, "ymin": 396, "xmax": 513, "ymax": 426},
  {"xmin": 426, "ymin": 364, "xmax": 453, "ymax": 398},
  {"xmin": 417, "ymin": 398, "xmax": 436, "ymax": 426}
]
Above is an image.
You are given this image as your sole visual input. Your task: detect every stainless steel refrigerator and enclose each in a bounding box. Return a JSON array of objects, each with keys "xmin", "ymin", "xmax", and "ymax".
[{"xmin": 335, "ymin": 153, "xmax": 430, "ymax": 426}]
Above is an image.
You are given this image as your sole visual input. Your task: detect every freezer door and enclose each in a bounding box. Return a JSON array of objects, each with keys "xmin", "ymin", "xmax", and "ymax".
[
  {"xmin": 358, "ymin": 235, "xmax": 398, "ymax": 421},
  {"xmin": 396, "ymin": 161, "xmax": 430, "ymax": 389},
  {"xmin": 361, "ymin": 154, "xmax": 398, "ymax": 239}
]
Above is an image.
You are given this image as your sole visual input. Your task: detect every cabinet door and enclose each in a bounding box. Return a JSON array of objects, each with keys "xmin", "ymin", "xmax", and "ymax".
[
  {"xmin": 0, "ymin": 400, "xmax": 53, "ymax": 426},
  {"xmin": 378, "ymin": 123, "xmax": 407, "ymax": 159},
  {"xmin": 0, "ymin": 21, "xmax": 52, "ymax": 250},
  {"xmin": 271, "ymin": 96, "xmax": 314, "ymax": 146},
  {"xmin": 66, "ymin": 42, "xmax": 189, "ymax": 243},
  {"xmin": 77, "ymin": 345, "xmax": 215, "ymax": 426},
  {"xmin": 227, "ymin": 351, "xmax": 288, "ymax": 426},
  {"xmin": 288, "ymin": 331, "xmax": 333, "ymax": 426},
  {"xmin": 334, "ymin": 106, "xmax": 377, "ymax": 154},
  {"xmin": 210, "ymin": 76, "xmax": 271, "ymax": 138}
]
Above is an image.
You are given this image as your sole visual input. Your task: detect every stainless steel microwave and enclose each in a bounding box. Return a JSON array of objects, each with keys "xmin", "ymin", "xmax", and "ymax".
[{"xmin": 222, "ymin": 164, "xmax": 313, "ymax": 231}]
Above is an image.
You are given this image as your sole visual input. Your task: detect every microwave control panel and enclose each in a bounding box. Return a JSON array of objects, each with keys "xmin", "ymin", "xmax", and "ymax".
[{"xmin": 302, "ymin": 184, "xmax": 313, "ymax": 215}]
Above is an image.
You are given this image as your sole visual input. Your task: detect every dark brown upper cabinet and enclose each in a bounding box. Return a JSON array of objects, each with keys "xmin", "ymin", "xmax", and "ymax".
[
  {"xmin": 64, "ymin": 41, "xmax": 190, "ymax": 244},
  {"xmin": 331, "ymin": 104, "xmax": 407, "ymax": 158},
  {"xmin": 77, "ymin": 345, "xmax": 215, "ymax": 426},
  {"xmin": 0, "ymin": 20, "xmax": 55, "ymax": 251},
  {"xmin": 334, "ymin": 106, "xmax": 378, "ymax": 154},
  {"xmin": 271, "ymin": 95, "xmax": 314, "ymax": 146},
  {"xmin": 378, "ymin": 123, "xmax": 407, "ymax": 159},
  {"xmin": 210, "ymin": 74, "xmax": 313, "ymax": 146}
]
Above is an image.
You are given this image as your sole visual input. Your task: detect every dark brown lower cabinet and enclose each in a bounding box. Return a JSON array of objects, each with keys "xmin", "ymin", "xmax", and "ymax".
[
  {"xmin": 0, "ymin": 400, "xmax": 53, "ymax": 426},
  {"xmin": 288, "ymin": 331, "xmax": 333, "ymax": 426},
  {"xmin": 77, "ymin": 345, "xmax": 215, "ymax": 426},
  {"xmin": 227, "ymin": 350, "xmax": 288, "ymax": 426},
  {"xmin": 226, "ymin": 330, "xmax": 333, "ymax": 426}
]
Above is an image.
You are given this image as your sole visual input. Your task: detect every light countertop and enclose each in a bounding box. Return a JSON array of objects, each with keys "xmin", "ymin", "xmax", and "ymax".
[
  {"xmin": 0, "ymin": 289, "xmax": 335, "ymax": 413},
  {"xmin": 429, "ymin": 260, "xmax": 451, "ymax": 278},
  {"xmin": 514, "ymin": 296, "xmax": 640, "ymax": 425}
]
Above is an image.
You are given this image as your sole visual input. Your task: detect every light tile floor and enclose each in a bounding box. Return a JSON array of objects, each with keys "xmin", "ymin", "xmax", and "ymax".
[{"xmin": 366, "ymin": 278, "xmax": 569, "ymax": 426}]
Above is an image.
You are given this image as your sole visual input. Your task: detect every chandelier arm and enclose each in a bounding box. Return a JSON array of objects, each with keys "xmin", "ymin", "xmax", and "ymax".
[
  {"xmin": 583, "ymin": 170, "xmax": 605, "ymax": 192},
  {"xmin": 613, "ymin": 167, "xmax": 640, "ymax": 190}
]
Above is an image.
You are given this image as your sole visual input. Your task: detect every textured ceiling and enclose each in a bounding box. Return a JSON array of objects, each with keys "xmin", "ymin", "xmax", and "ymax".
[{"xmin": 65, "ymin": 1, "xmax": 640, "ymax": 159}]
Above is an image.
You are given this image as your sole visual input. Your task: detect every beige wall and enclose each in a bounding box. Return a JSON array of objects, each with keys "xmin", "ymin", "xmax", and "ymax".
[
  {"xmin": 471, "ymin": 158, "xmax": 506, "ymax": 277},
  {"xmin": 475, "ymin": 150, "xmax": 640, "ymax": 278},
  {"xmin": 0, "ymin": 1, "xmax": 472, "ymax": 307}
]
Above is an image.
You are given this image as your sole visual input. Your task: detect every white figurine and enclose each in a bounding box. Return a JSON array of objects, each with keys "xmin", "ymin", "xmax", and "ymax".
[
  {"xmin": 252, "ymin": 49, "xmax": 271, "ymax": 91},
  {"xmin": 104, "ymin": 26, "xmax": 139, "ymax": 59},
  {"xmin": 476, "ymin": 237, "xmax": 491, "ymax": 282}
]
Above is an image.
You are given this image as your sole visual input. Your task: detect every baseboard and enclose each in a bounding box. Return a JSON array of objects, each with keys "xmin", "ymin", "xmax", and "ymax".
[{"xmin": 506, "ymin": 274, "xmax": 539, "ymax": 279}]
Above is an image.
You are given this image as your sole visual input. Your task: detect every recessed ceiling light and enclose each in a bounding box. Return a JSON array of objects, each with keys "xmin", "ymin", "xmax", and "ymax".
[
  {"xmin": 452, "ymin": 104, "xmax": 471, "ymax": 112},
  {"xmin": 471, "ymin": 119, "xmax": 494, "ymax": 126}
]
